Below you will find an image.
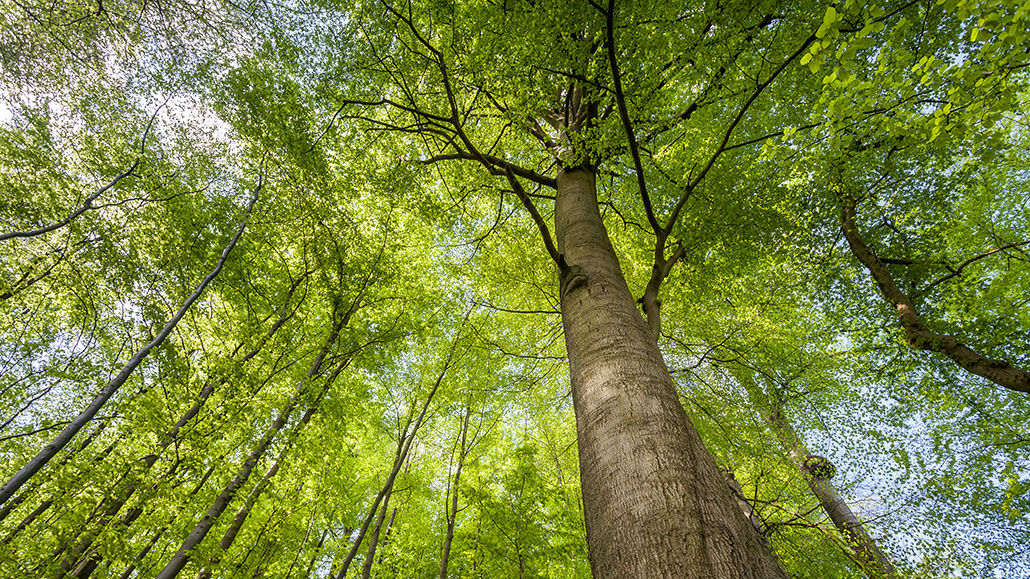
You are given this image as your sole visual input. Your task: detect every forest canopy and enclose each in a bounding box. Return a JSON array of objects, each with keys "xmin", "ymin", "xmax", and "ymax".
[{"xmin": 0, "ymin": 0, "xmax": 1028, "ymax": 577}]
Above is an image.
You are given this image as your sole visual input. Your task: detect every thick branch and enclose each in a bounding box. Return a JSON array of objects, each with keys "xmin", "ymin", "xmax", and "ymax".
[
  {"xmin": 603, "ymin": 0, "xmax": 660, "ymax": 235},
  {"xmin": 422, "ymin": 151, "xmax": 557, "ymax": 189},
  {"xmin": 841, "ymin": 197, "xmax": 1030, "ymax": 393}
]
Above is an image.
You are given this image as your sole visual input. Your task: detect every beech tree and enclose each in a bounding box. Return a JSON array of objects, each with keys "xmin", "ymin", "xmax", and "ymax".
[{"xmin": 1, "ymin": 0, "xmax": 1028, "ymax": 577}]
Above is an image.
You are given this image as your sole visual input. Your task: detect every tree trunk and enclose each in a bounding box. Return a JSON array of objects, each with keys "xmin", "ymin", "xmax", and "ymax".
[
  {"xmin": 58, "ymin": 285, "xmax": 305, "ymax": 577},
  {"xmin": 0, "ymin": 189, "xmax": 259, "ymax": 507},
  {"xmin": 359, "ymin": 482, "xmax": 392, "ymax": 579},
  {"xmin": 334, "ymin": 334, "xmax": 459, "ymax": 579},
  {"xmin": 301, "ymin": 526, "xmax": 330, "ymax": 579},
  {"xmin": 197, "ymin": 354, "xmax": 346, "ymax": 579},
  {"xmin": 1, "ymin": 438, "xmax": 119, "ymax": 546},
  {"xmin": 438, "ymin": 405, "xmax": 470, "ymax": 579},
  {"xmin": 155, "ymin": 310, "xmax": 345, "ymax": 579},
  {"xmin": 742, "ymin": 376, "xmax": 897, "ymax": 579},
  {"xmin": 554, "ymin": 167, "xmax": 784, "ymax": 578},
  {"xmin": 118, "ymin": 462, "xmax": 218, "ymax": 579},
  {"xmin": 376, "ymin": 506, "xmax": 398, "ymax": 569}
]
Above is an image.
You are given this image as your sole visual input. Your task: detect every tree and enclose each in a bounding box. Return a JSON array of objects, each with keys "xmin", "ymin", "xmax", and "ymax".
[{"xmin": 1, "ymin": 0, "xmax": 1028, "ymax": 577}]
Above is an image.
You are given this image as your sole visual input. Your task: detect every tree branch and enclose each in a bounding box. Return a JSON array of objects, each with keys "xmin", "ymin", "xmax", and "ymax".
[{"xmin": 841, "ymin": 196, "xmax": 1030, "ymax": 393}]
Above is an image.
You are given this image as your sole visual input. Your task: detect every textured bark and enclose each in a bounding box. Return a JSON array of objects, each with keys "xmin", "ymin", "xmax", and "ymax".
[
  {"xmin": 743, "ymin": 376, "xmax": 897, "ymax": 578},
  {"xmin": 841, "ymin": 198, "xmax": 1030, "ymax": 393},
  {"xmin": 555, "ymin": 168, "xmax": 784, "ymax": 578},
  {"xmin": 724, "ymin": 471, "xmax": 766, "ymax": 535}
]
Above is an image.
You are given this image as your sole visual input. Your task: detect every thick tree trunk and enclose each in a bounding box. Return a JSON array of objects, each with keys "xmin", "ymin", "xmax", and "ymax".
[{"xmin": 554, "ymin": 167, "xmax": 784, "ymax": 578}]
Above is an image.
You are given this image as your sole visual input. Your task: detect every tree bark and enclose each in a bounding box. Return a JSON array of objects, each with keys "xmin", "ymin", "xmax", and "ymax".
[
  {"xmin": 301, "ymin": 526, "xmax": 330, "ymax": 579},
  {"xmin": 55, "ymin": 279, "xmax": 304, "ymax": 578},
  {"xmin": 740, "ymin": 373, "xmax": 897, "ymax": 578},
  {"xmin": 196, "ymin": 353, "xmax": 348, "ymax": 579},
  {"xmin": 840, "ymin": 197, "xmax": 1030, "ymax": 393},
  {"xmin": 554, "ymin": 167, "xmax": 784, "ymax": 578}
]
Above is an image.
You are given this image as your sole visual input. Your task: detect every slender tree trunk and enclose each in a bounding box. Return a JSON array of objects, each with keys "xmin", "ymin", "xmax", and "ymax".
[
  {"xmin": 285, "ymin": 498, "xmax": 321, "ymax": 579},
  {"xmin": 334, "ymin": 336, "xmax": 459, "ymax": 579},
  {"xmin": 155, "ymin": 308, "xmax": 346, "ymax": 579},
  {"xmin": 359, "ymin": 482, "xmax": 392, "ymax": 579},
  {"xmin": 741, "ymin": 376, "xmax": 897, "ymax": 578},
  {"xmin": 724, "ymin": 471, "xmax": 767, "ymax": 535},
  {"xmin": 554, "ymin": 167, "xmax": 784, "ymax": 578},
  {"xmin": 438, "ymin": 405, "xmax": 470, "ymax": 579},
  {"xmin": 197, "ymin": 354, "xmax": 347, "ymax": 579},
  {"xmin": 0, "ymin": 189, "xmax": 260, "ymax": 507},
  {"xmin": 1, "ymin": 438, "xmax": 119, "ymax": 545},
  {"xmin": 116, "ymin": 462, "xmax": 218, "ymax": 579},
  {"xmin": 376, "ymin": 505, "xmax": 398, "ymax": 569},
  {"xmin": 57, "ymin": 293, "xmax": 302, "ymax": 578},
  {"xmin": 301, "ymin": 526, "xmax": 330, "ymax": 579},
  {"xmin": 117, "ymin": 527, "xmax": 165, "ymax": 579}
]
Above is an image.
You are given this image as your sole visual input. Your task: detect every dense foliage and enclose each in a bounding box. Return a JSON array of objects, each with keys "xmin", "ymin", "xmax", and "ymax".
[{"xmin": 0, "ymin": 0, "xmax": 1027, "ymax": 577}]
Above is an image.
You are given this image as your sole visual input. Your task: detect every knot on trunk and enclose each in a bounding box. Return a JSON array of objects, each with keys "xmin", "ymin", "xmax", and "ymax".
[
  {"xmin": 802, "ymin": 454, "xmax": 836, "ymax": 480},
  {"xmin": 559, "ymin": 264, "xmax": 587, "ymax": 300}
]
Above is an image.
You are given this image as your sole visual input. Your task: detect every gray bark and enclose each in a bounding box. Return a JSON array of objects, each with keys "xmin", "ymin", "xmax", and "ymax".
[
  {"xmin": 438, "ymin": 405, "xmax": 470, "ymax": 579},
  {"xmin": 554, "ymin": 167, "xmax": 785, "ymax": 578}
]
